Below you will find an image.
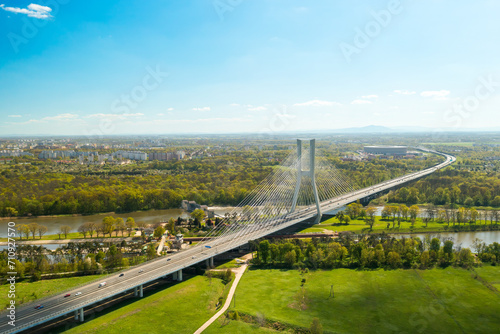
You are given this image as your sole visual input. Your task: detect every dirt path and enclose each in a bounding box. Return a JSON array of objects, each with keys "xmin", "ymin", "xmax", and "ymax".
[{"xmin": 194, "ymin": 257, "xmax": 250, "ymax": 334}]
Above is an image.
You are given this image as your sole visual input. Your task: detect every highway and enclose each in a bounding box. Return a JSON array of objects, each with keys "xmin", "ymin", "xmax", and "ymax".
[{"xmin": 0, "ymin": 149, "xmax": 455, "ymax": 334}]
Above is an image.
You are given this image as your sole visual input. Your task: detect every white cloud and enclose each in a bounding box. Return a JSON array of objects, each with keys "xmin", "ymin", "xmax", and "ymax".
[
  {"xmin": 229, "ymin": 103, "xmax": 240, "ymax": 107},
  {"xmin": 351, "ymin": 99, "xmax": 372, "ymax": 105},
  {"xmin": 248, "ymin": 106, "xmax": 267, "ymax": 111},
  {"xmin": 87, "ymin": 113, "xmax": 143, "ymax": 119},
  {"xmin": 7, "ymin": 115, "xmax": 21, "ymax": 118},
  {"xmin": 0, "ymin": 3, "xmax": 53, "ymax": 19},
  {"xmin": 42, "ymin": 113, "xmax": 79, "ymax": 121},
  {"xmin": 157, "ymin": 113, "xmax": 164, "ymax": 116},
  {"xmin": 420, "ymin": 90, "xmax": 450, "ymax": 100},
  {"xmin": 361, "ymin": 94, "xmax": 378, "ymax": 99},
  {"xmin": 150, "ymin": 117, "xmax": 248, "ymax": 124},
  {"xmin": 167, "ymin": 108, "xmax": 174, "ymax": 111},
  {"xmin": 192, "ymin": 107, "xmax": 211, "ymax": 111},
  {"xmin": 293, "ymin": 100, "xmax": 340, "ymax": 107},
  {"xmin": 394, "ymin": 90, "xmax": 416, "ymax": 95}
]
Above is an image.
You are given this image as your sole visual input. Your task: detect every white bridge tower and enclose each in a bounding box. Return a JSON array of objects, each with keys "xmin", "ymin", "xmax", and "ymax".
[{"xmin": 290, "ymin": 139, "xmax": 322, "ymax": 224}]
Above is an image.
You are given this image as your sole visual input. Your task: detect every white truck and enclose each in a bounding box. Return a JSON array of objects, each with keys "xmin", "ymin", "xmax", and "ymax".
[{"xmin": 98, "ymin": 282, "xmax": 107, "ymax": 288}]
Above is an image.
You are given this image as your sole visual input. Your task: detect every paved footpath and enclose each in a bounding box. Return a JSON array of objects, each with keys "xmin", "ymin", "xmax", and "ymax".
[{"xmin": 194, "ymin": 262, "xmax": 249, "ymax": 334}]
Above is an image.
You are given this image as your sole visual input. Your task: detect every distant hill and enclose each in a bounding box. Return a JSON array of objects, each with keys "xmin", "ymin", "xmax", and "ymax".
[{"xmin": 330, "ymin": 125, "xmax": 395, "ymax": 133}]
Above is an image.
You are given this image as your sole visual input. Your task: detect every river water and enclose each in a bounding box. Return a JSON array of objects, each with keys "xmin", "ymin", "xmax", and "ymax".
[
  {"xmin": 0, "ymin": 209, "xmax": 189, "ymax": 238},
  {"xmin": 391, "ymin": 231, "xmax": 500, "ymax": 249},
  {"xmin": 1, "ymin": 206, "xmax": 498, "ymax": 250},
  {"xmin": 0, "ymin": 207, "xmax": 240, "ymax": 238}
]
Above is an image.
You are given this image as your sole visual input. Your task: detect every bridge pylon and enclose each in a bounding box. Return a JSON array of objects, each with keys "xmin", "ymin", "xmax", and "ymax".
[{"xmin": 290, "ymin": 139, "xmax": 322, "ymax": 224}]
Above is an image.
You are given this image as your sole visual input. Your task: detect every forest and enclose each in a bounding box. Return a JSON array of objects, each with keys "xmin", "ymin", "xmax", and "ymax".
[
  {"xmin": 251, "ymin": 235, "xmax": 500, "ymax": 270},
  {"xmin": 0, "ymin": 147, "xmax": 441, "ymax": 217}
]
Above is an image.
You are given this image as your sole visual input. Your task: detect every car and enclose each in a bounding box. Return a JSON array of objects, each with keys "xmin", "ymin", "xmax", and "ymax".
[
  {"xmin": 38, "ymin": 305, "xmax": 44, "ymax": 309},
  {"xmin": 192, "ymin": 256, "xmax": 196, "ymax": 259},
  {"xmin": 64, "ymin": 293, "xmax": 71, "ymax": 297},
  {"xmin": 75, "ymin": 292, "xmax": 82, "ymax": 296},
  {"xmin": 119, "ymin": 273, "xmax": 124, "ymax": 277},
  {"xmin": 34, "ymin": 304, "xmax": 41, "ymax": 309},
  {"xmin": 167, "ymin": 258, "xmax": 171, "ymax": 261},
  {"xmin": 99, "ymin": 282, "xmax": 106, "ymax": 288},
  {"xmin": 139, "ymin": 269, "xmax": 143, "ymax": 273}
]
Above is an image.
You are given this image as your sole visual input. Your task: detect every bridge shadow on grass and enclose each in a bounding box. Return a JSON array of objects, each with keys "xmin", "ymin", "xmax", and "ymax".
[{"xmin": 25, "ymin": 276, "xmax": 191, "ymax": 334}]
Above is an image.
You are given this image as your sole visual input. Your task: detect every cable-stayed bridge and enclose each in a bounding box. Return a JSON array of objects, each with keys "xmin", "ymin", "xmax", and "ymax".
[{"xmin": 1, "ymin": 140, "xmax": 455, "ymax": 334}]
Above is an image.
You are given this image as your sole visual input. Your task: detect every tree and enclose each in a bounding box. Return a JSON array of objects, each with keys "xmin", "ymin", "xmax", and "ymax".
[
  {"xmin": 154, "ymin": 225, "xmax": 166, "ymax": 239},
  {"xmin": 284, "ymin": 250, "xmax": 296, "ymax": 267},
  {"xmin": 60, "ymin": 225, "xmax": 71, "ymax": 239},
  {"xmin": 17, "ymin": 224, "xmax": 30, "ymax": 240},
  {"xmin": 37, "ymin": 225, "xmax": 48, "ymax": 239},
  {"xmin": 387, "ymin": 251, "xmax": 401, "ymax": 269},
  {"xmin": 409, "ymin": 205, "xmax": 420, "ymax": 220},
  {"xmin": 366, "ymin": 207, "xmax": 377, "ymax": 222},
  {"xmin": 365, "ymin": 207, "xmax": 376, "ymax": 230},
  {"xmin": 87, "ymin": 222, "xmax": 97, "ymax": 238},
  {"xmin": 146, "ymin": 243, "xmax": 156, "ymax": 260},
  {"xmin": 125, "ymin": 217, "xmax": 136, "ymax": 237},
  {"xmin": 167, "ymin": 218, "xmax": 176, "ymax": 235},
  {"xmin": 400, "ymin": 204, "xmax": 409, "ymax": 221},
  {"xmin": 115, "ymin": 217, "xmax": 126, "ymax": 236},
  {"xmin": 78, "ymin": 224, "xmax": 88, "ymax": 238},
  {"xmin": 346, "ymin": 203, "xmax": 362, "ymax": 219},
  {"xmin": 96, "ymin": 222, "xmax": 107, "ymax": 237},
  {"xmin": 430, "ymin": 238, "xmax": 440, "ymax": 253},
  {"xmin": 28, "ymin": 223, "xmax": 39, "ymax": 240},
  {"xmin": 259, "ymin": 240, "xmax": 270, "ymax": 263},
  {"xmin": 310, "ymin": 318, "xmax": 323, "ymax": 334},
  {"xmin": 191, "ymin": 209, "xmax": 206, "ymax": 222},
  {"xmin": 102, "ymin": 216, "xmax": 116, "ymax": 237}
]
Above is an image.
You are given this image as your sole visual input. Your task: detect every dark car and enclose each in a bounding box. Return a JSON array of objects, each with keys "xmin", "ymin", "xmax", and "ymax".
[
  {"xmin": 119, "ymin": 273, "xmax": 124, "ymax": 277},
  {"xmin": 34, "ymin": 304, "xmax": 41, "ymax": 309},
  {"xmin": 64, "ymin": 293, "xmax": 71, "ymax": 298}
]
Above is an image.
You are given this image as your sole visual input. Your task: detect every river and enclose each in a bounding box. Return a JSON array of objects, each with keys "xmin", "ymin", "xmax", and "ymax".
[
  {"xmin": 0, "ymin": 207, "xmax": 240, "ymax": 238},
  {"xmin": 391, "ymin": 231, "xmax": 500, "ymax": 249},
  {"xmin": 1, "ymin": 206, "xmax": 499, "ymax": 250}
]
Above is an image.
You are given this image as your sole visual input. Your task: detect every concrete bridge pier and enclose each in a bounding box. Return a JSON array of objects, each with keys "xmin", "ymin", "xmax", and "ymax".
[
  {"xmin": 210, "ymin": 257, "xmax": 214, "ymax": 267},
  {"xmin": 177, "ymin": 269, "xmax": 183, "ymax": 281},
  {"xmin": 79, "ymin": 308, "xmax": 84, "ymax": 322},
  {"xmin": 74, "ymin": 310, "xmax": 78, "ymax": 320},
  {"xmin": 139, "ymin": 284, "xmax": 143, "ymax": 298},
  {"xmin": 205, "ymin": 258, "xmax": 210, "ymax": 268},
  {"xmin": 134, "ymin": 286, "xmax": 138, "ymax": 297},
  {"xmin": 173, "ymin": 271, "xmax": 178, "ymax": 280}
]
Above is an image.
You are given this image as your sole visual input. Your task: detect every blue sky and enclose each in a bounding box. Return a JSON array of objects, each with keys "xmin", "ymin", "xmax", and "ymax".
[{"xmin": 1, "ymin": 0, "xmax": 500, "ymax": 136}]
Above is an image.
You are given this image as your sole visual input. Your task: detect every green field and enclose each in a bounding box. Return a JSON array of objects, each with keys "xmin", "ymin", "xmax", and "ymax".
[
  {"xmin": 206, "ymin": 319, "xmax": 278, "ymax": 333},
  {"xmin": 62, "ymin": 275, "xmax": 231, "ymax": 334},
  {"xmin": 215, "ymin": 266, "xmax": 500, "ymax": 334},
  {"xmin": 475, "ymin": 266, "xmax": 500, "ymax": 291},
  {"xmin": 0, "ymin": 274, "xmax": 104, "ymax": 308},
  {"xmin": 299, "ymin": 216, "xmax": 492, "ymax": 235}
]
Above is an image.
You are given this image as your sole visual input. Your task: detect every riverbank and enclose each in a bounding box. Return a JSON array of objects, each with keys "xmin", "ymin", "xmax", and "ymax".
[
  {"xmin": 300, "ymin": 216, "xmax": 499, "ymax": 235},
  {"xmin": 0, "ymin": 236, "xmax": 136, "ymax": 246}
]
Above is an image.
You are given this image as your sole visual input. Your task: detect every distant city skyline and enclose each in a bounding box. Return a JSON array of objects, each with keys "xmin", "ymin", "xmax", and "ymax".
[{"xmin": 1, "ymin": 0, "xmax": 500, "ymax": 135}]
